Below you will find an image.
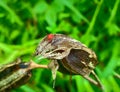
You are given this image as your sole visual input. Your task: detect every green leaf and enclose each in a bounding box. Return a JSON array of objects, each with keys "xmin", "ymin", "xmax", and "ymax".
[
  {"xmin": 33, "ymin": 1, "xmax": 48, "ymax": 14},
  {"xmin": 45, "ymin": 9, "xmax": 57, "ymax": 27},
  {"xmin": 10, "ymin": 30, "xmax": 20, "ymax": 41},
  {"xmin": 20, "ymin": 85, "xmax": 37, "ymax": 92}
]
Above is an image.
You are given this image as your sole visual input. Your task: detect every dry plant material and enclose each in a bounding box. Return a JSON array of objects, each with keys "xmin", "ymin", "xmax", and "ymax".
[
  {"xmin": 0, "ymin": 59, "xmax": 47, "ymax": 92},
  {"xmin": 0, "ymin": 34, "xmax": 104, "ymax": 91},
  {"xmin": 35, "ymin": 34, "xmax": 103, "ymax": 89}
]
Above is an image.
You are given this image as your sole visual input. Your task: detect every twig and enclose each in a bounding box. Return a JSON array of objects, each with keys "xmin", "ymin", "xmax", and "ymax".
[
  {"xmin": 91, "ymin": 71, "xmax": 104, "ymax": 90},
  {"xmin": 83, "ymin": 71, "xmax": 104, "ymax": 90},
  {"xmin": 29, "ymin": 60, "xmax": 48, "ymax": 69}
]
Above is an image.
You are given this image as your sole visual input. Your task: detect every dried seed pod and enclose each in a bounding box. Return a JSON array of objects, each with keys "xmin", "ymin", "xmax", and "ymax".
[
  {"xmin": 35, "ymin": 34, "xmax": 103, "ymax": 89},
  {"xmin": 48, "ymin": 60, "xmax": 59, "ymax": 88},
  {"xmin": 0, "ymin": 59, "xmax": 47, "ymax": 92},
  {"xmin": 0, "ymin": 59, "xmax": 31, "ymax": 92}
]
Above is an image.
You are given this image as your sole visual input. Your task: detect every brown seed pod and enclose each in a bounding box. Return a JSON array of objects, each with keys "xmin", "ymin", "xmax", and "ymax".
[
  {"xmin": 0, "ymin": 59, "xmax": 31, "ymax": 92},
  {"xmin": 35, "ymin": 34, "xmax": 103, "ymax": 89},
  {"xmin": 0, "ymin": 59, "xmax": 47, "ymax": 92}
]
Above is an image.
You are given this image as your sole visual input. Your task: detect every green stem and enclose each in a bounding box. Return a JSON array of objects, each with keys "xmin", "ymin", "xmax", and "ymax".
[
  {"xmin": 81, "ymin": 0, "xmax": 103, "ymax": 45},
  {"xmin": 105, "ymin": 0, "xmax": 120, "ymax": 28},
  {"xmin": 32, "ymin": 55, "xmax": 45, "ymax": 63},
  {"xmin": 86, "ymin": 0, "xmax": 103, "ymax": 35}
]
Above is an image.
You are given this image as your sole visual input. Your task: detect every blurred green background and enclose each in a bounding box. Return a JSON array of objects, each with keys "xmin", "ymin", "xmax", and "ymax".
[{"xmin": 0, "ymin": 0, "xmax": 120, "ymax": 92}]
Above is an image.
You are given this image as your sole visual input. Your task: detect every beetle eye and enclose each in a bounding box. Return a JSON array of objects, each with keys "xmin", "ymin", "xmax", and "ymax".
[{"xmin": 47, "ymin": 34, "xmax": 54, "ymax": 41}]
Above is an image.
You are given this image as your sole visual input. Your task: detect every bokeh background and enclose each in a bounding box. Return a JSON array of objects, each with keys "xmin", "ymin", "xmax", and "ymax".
[{"xmin": 0, "ymin": 0, "xmax": 120, "ymax": 92}]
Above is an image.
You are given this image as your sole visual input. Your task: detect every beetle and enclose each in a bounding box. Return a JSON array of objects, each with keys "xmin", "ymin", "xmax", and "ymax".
[{"xmin": 35, "ymin": 34, "xmax": 103, "ymax": 89}]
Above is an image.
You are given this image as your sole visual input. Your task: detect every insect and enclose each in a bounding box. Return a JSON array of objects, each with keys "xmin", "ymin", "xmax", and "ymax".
[
  {"xmin": 35, "ymin": 34, "xmax": 103, "ymax": 89},
  {"xmin": 0, "ymin": 58, "xmax": 47, "ymax": 92}
]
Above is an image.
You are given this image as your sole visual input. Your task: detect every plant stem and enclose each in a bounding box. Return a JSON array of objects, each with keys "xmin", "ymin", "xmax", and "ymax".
[{"xmin": 29, "ymin": 60, "xmax": 48, "ymax": 69}]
